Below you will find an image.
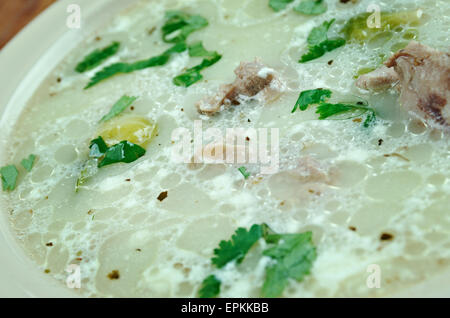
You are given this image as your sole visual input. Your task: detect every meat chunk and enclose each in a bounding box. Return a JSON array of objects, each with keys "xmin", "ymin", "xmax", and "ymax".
[
  {"xmin": 355, "ymin": 65, "xmax": 399, "ymax": 91},
  {"xmin": 196, "ymin": 59, "xmax": 283, "ymax": 115},
  {"xmin": 356, "ymin": 41, "xmax": 450, "ymax": 126}
]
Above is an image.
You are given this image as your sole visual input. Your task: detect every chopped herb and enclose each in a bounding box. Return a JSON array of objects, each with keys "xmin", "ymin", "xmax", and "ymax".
[
  {"xmin": 89, "ymin": 137, "xmax": 109, "ymax": 158},
  {"xmin": 261, "ymin": 231, "xmax": 316, "ymax": 298},
  {"xmin": 75, "ymin": 42, "xmax": 120, "ymax": 73},
  {"xmin": 300, "ymin": 19, "xmax": 346, "ymax": 63},
  {"xmin": 293, "ymin": 89, "xmax": 377, "ymax": 127},
  {"xmin": 162, "ymin": 11, "xmax": 208, "ymax": 43},
  {"xmin": 269, "ymin": 0, "xmax": 294, "ymax": 12},
  {"xmin": 292, "ymin": 88, "xmax": 332, "ymax": 113},
  {"xmin": 0, "ymin": 165, "xmax": 19, "ymax": 191},
  {"xmin": 98, "ymin": 141, "xmax": 146, "ymax": 168},
  {"xmin": 198, "ymin": 275, "xmax": 221, "ymax": 298},
  {"xmin": 294, "ymin": 0, "xmax": 327, "ymax": 15},
  {"xmin": 20, "ymin": 154, "xmax": 36, "ymax": 172},
  {"xmin": 238, "ymin": 166, "xmax": 251, "ymax": 179},
  {"xmin": 99, "ymin": 95, "xmax": 138, "ymax": 123},
  {"xmin": 212, "ymin": 224, "xmax": 265, "ymax": 268},
  {"xmin": 85, "ymin": 42, "xmax": 187, "ymax": 89},
  {"xmin": 173, "ymin": 42, "xmax": 222, "ymax": 87}
]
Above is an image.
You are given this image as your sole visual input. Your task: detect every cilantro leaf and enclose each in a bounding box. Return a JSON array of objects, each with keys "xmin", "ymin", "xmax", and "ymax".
[
  {"xmin": 0, "ymin": 165, "xmax": 19, "ymax": 191},
  {"xmin": 98, "ymin": 141, "xmax": 146, "ymax": 168},
  {"xmin": 89, "ymin": 136, "xmax": 109, "ymax": 158},
  {"xmin": 238, "ymin": 167, "xmax": 251, "ymax": 179},
  {"xmin": 212, "ymin": 224, "xmax": 265, "ymax": 268},
  {"xmin": 75, "ymin": 42, "xmax": 120, "ymax": 73},
  {"xmin": 99, "ymin": 95, "xmax": 138, "ymax": 123},
  {"xmin": 300, "ymin": 19, "xmax": 346, "ymax": 63},
  {"xmin": 261, "ymin": 232, "xmax": 317, "ymax": 298},
  {"xmin": 269, "ymin": 0, "xmax": 294, "ymax": 12},
  {"xmin": 20, "ymin": 154, "xmax": 36, "ymax": 172},
  {"xmin": 162, "ymin": 11, "xmax": 208, "ymax": 43},
  {"xmin": 315, "ymin": 103, "xmax": 377, "ymax": 125},
  {"xmin": 198, "ymin": 275, "xmax": 221, "ymax": 298},
  {"xmin": 173, "ymin": 44, "xmax": 222, "ymax": 87},
  {"xmin": 85, "ymin": 42, "xmax": 187, "ymax": 89},
  {"xmin": 294, "ymin": 0, "xmax": 327, "ymax": 16},
  {"xmin": 292, "ymin": 88, "xmax": 331, "ymax": 113}
]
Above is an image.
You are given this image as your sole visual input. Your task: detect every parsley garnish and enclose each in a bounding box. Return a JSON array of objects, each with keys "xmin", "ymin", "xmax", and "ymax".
[
  {"xmin": 20, "ymin": 154, "xmax": 36, "ymax": 172},
  {"xmin": 261, "ymin": 231, "xmax": 317, "ymax": 298},
  {"xmin": 173, "ymin": 42, "xmax": 222, "ymax": 87},
  {"xmin": 292, "ymin": 88, "xmax": 377, "ymax": 127},
  {"xmin": 162, "ymin": 11, "xmax": 208, "ymax": 43},
  {"xmin": 198, "ymin": 224, "xmax": 316, "ymax": 298},
  {"xmin": 269, "ymin": 0, "xmax": 294, "ymax": 12},
  {"xmin": 198, "ymin": 275, "xmax": 221, "ymax": 298},
  {"xmin": 294, "ymin": 0, "xmax": 327, "ymax": 15},
  {"xmin": 89, "ymin": 136, "xmax": 109, "ymax": 158},
  {"xmin": 1, "ymin": 165, "xmax": 19, "ymax": 191},
  {"xmin": 99, "ymin": 95, "xmax": 138, "ymax": 123},
  {"xmin": 300, "ymin": 19, "xmax": 346, "ymax": 63},
  {"xmin": 75, "ymin": 42, "xmax": 120, "ymax": 73},
  {"xmin": 238, "ymin": 166, "xmax": 251, "ymax": 179},
  {"xmin": 85, "ymin": 42, "xmax": 187, "ymax": 89},
  {"xmin": 98, "ymin": 140, "xmax": 146, "ymax": 168},
  {"xmin": 212, "ymin": 224, "xmax": 265, "ymax": 268},
  {"xmin": 291, "ymin": 88, "xmax": 332, "ymax": 113}
]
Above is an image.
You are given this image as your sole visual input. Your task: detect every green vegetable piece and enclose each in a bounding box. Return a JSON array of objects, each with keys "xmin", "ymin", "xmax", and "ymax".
[
  {"xmin": 85, "ymin": 42, "xmax": 187, "ymax": 89},
  {"xmin": 294, "ymin": 0, "xmax": 327, "ymax": 16},
  {"xmin": 269, "ymin": 0, "xmax": 294, "ymax": 12},
  {"xmin": 20, "ymin": 154, "xmax": 36, "ymax": 172},
  {"xmin": 238, "ymin": 166, "xmax": 251, "ymax": 179},
  {"xmin": 212, "ymin": 224, "xmax": 265, "ymax": 268},
  {"xmin": 261, "ymin": 232, "xmax": 317, "ymax": 298},
  {"xmin": 89, "ymin": 136, "xmax": 109, "ymax": 158},
  {"xmin": 162, "ymin": 11, "xmax": 208, "ymax": 43},
  {"xmin": 98, "ymin": 141, "xmax": 146, "ymax": 168},
  {"xmin": 300, "ymin": 19, "xmax": 346, "ymax": 63},
  {"xmin": 75, "ymin": 42, "xmax": 120, "ymax": 73},
  {"xmin": 0, "ymin": 165, "xmax": 19, "ymax": 191},
  {"xmin": 341, "ymin": 10, "xmax": 422, "ymax": 43},
  {"xmin": 292, "ymin": 88, "xmax": 332, "ymax": 113},
  {"xmin": 198, "ymin": 275, "xmax": 221, "ymax": 298},
  {"xmin": 99, "ymin": 95, "xmax": 138, "ymax": 123},
  {"xmin": 173, "ymin": 45, "xmax": 222, "ymax": 87}
]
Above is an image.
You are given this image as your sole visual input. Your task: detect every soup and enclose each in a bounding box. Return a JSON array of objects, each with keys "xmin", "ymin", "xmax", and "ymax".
[{"xmin": 1, "ymin": 0, "xmax": 449, "ymax": 297}]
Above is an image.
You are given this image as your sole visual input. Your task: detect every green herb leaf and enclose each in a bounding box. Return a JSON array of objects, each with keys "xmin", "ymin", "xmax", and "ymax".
[
  {"xmin": 300, "ymin": 19, "xmax": 346, "ymax": 63},
  {"xmin": 173, "ymin": 47, "xmax": 222, "ymax": 87},
  {"xmin": 85, "ymin": 42, "xmax": 187, "ymax": 89},
  {"xmin": 75, "ymin": 42, "xmax": 120, "ymax": 73},
  {"xmin": 0, "ymin": 165, "xmax": 19, "ymax": 191},
  {"xmin": 98, "ymin": 141, "xmax": 146, "ymax": 168},
  {"xmin": 261, "ymin": 232, "xmax": 316, "ymax": 298},
  {"xmin": 269, "ymin": 0, "xmax": 294, "ymax": 12},
  {"xmin": 292, "ymin": 88, "xmax": 331, "ymax": 113},
  {"xmin": 315, "ymin": 102, "xmax": 376, "ymax": 124},
  {"xmin": 99, "ymin": 95, "xmax": 138, "ymax": 123},
  {"xmin": 162, "ymin": 11, "xmax": 208, "ymax": 43},
  {"xmin": 238, "ymin": 166, "xmax": 251, "ymax": 179},
  {"xmin": 212, "ymin": 224, "xmax": 264, "ymax": 268},
  {"xmin": 89, "ymin": 136, "xmax": 109, "ymax": 158},
  {"xmin": 20, "ymin": 154, "xmax": 36, "ymax": 172},
  {"xmin": 294, "ymin": 0, "xmax": 327, "ymax": 16},
  {"xmin": 198, "ymin": 275, "xmax": 221, "ymax": 298}
]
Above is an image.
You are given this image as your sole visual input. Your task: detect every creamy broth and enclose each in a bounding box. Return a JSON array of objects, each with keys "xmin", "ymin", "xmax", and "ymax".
[{"xmin": 2, "ymin": 0, "xmax": 450, "ymax": 297}]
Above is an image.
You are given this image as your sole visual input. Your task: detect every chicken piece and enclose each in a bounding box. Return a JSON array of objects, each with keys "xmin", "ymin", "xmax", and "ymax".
[
  {"xmin": 356, "ymin": 41, "xmax": 450, "ymax": 126},
  {"xmin": 196, "ymin": 59, "xmax": 283, "ymax": 115},
  {"xmin": 355, "ymin": 65, "xmax": 399, "ymax": 91}
]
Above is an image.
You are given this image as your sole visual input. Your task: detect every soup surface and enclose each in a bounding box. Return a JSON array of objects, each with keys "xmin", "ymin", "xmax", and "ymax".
[{"xmin": 1, "ymin": 0, "xmax": 450, "ymax": 297}]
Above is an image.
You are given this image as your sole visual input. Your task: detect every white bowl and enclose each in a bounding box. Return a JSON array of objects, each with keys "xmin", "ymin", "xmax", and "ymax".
[{"xmin": 0, "ymin": 0, "xmax": 448, "ymax": 298}]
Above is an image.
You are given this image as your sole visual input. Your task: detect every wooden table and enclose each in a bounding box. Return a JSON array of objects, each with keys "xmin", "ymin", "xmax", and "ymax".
[{"xmin": 0, "ymin": 0, "xmax": 57, "ymax": 49}]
